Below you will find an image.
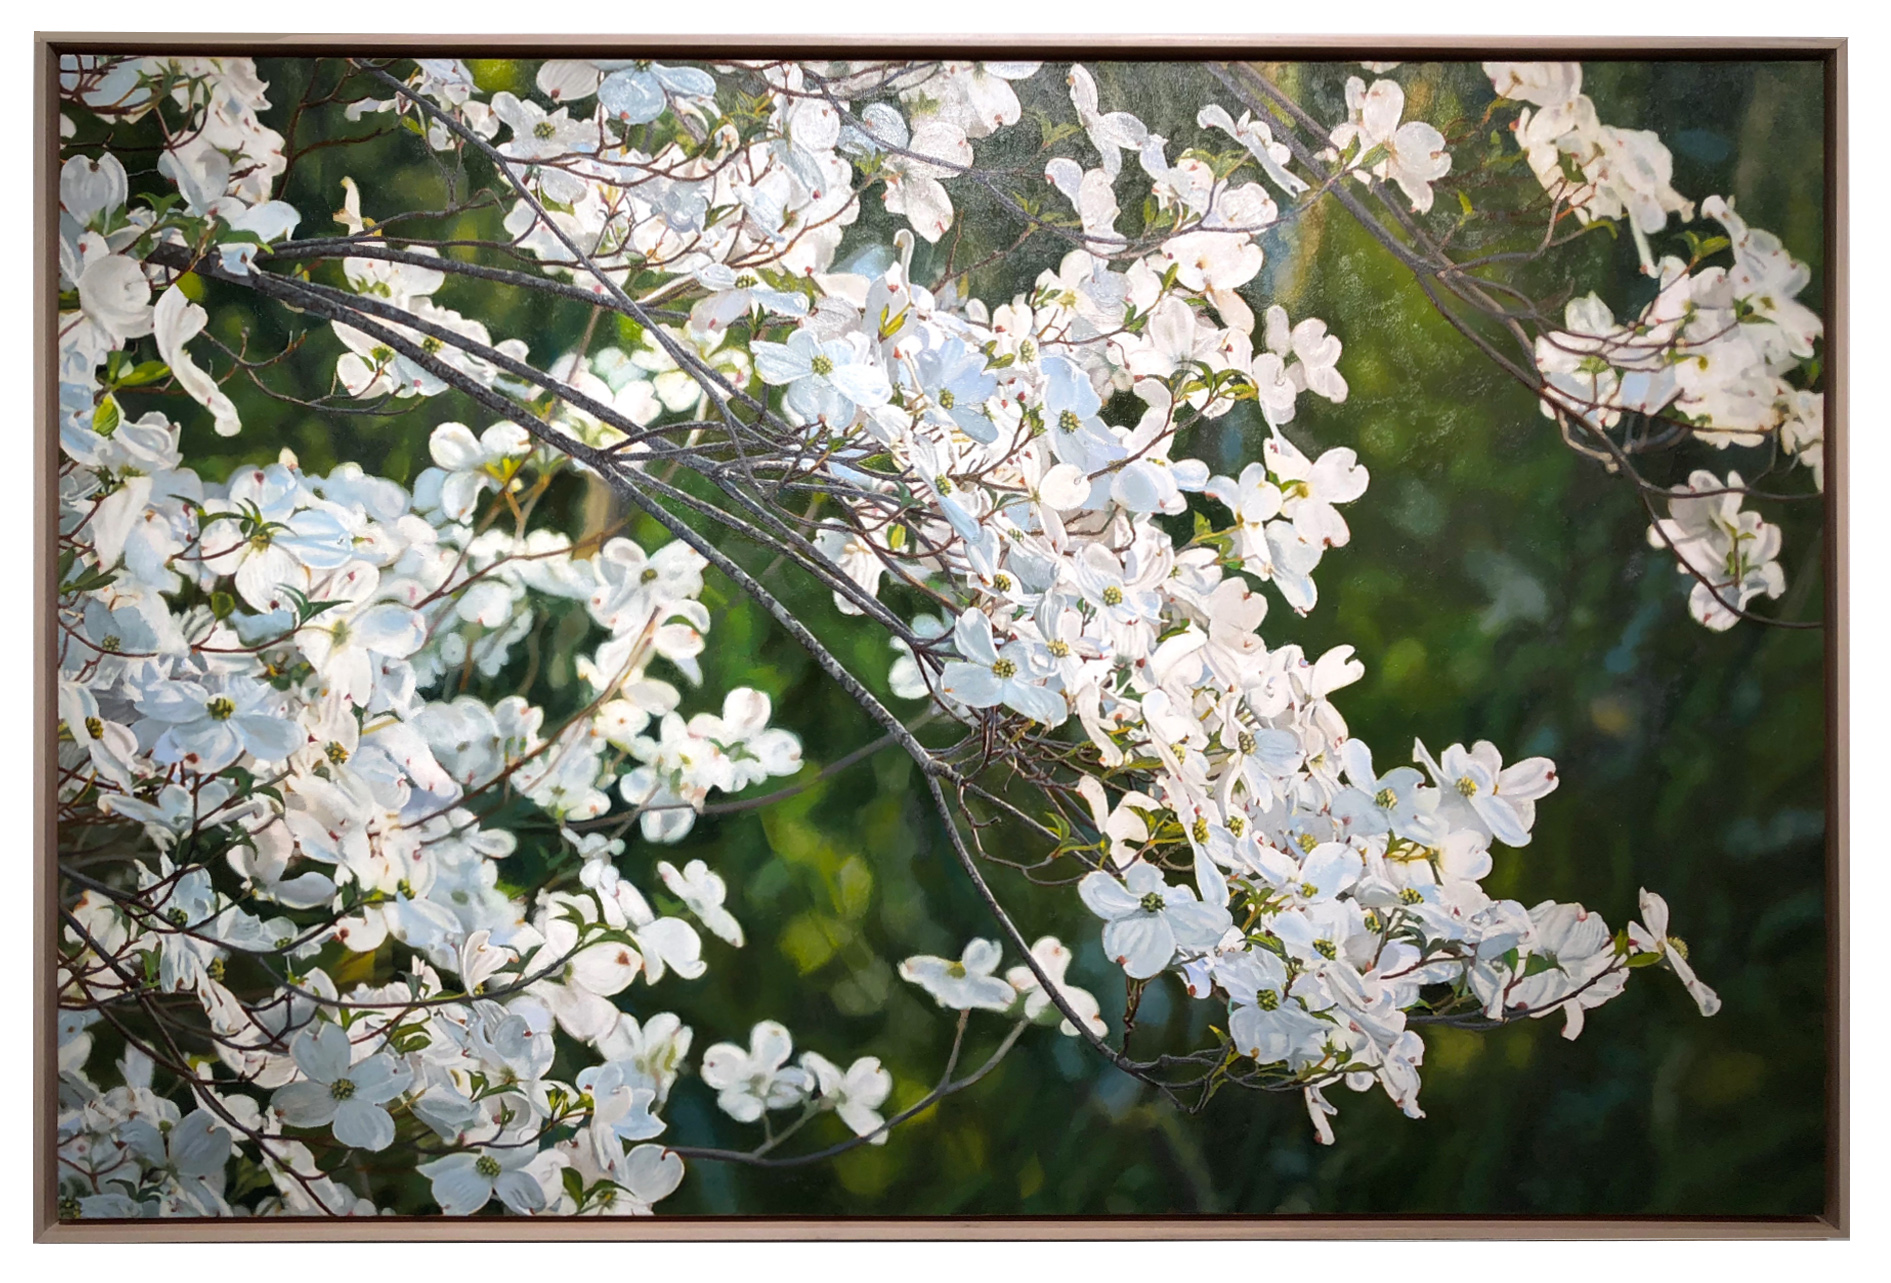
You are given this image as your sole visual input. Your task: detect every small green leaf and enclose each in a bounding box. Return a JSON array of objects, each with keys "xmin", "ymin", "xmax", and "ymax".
[
  {"xmin": 1521, "ymin": 952, "xmax": 1562, "ymax": 978},
  {"xmin": 1681, "ymin": 231, "xmax": 1731, "ymax": 262},
  {"xmin": 92, "ymin": 396, "xmax": 121, "ymax": 438},
  {"xmin": 115, "ymin": 360, "xmax": 172, "ymax": 389},
  {"xmin": 61, "ymin": 564, "xmax": 120, "ymax": 596},
  {"xmin": 466, "ymin": 59, "xmax": 525, "ymax": 94}
]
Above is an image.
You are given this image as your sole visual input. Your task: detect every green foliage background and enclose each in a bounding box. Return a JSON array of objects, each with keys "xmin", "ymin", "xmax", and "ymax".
[{"xmin": 89, "ymin": 56, "xmax": 1828, "ymax": 1216}]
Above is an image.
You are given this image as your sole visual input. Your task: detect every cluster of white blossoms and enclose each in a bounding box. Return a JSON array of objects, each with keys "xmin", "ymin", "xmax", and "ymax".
[
  {"xmin": 1325, "ymin": 75, "xmax": 1453, "ymax": 214},
  {"xmin": 1482, "ymin": 61, "xmax": 1821, "ymax": 627},
  {"xmin": 1646, "ymin": 470, "xmax": 1788, "ymax": 632},
  {"xmin": 53, "ymin": 53, "xmax": 1795, "ymax": 1219},
  {"xmin": 1485, "ymin": 61, "xmax": 1697, "ymax": 272},
  {"xmin": 53, "ymin": 58, "xmax": 824, "ymax": 1218}
]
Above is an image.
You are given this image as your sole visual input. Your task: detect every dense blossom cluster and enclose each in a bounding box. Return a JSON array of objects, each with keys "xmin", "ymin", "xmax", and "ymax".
[
  {"xmin": 1481, "ymin": 62, "xmax": 1821, "ymax": 626},
  {"xmin": 52, "ymin": 53, "xmax": 1807, "ymax": 1219}
]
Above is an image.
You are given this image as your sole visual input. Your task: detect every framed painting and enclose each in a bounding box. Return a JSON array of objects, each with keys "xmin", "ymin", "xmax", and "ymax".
[{"xmin": 34, "ymin": 34, "xmax": 1847, "ymax": 1239}]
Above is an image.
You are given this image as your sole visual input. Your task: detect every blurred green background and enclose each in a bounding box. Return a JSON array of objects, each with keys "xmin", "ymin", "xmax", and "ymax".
[{"xmin": 83, "ymin": 56, "xmax": 1828, "ymax": 1216}]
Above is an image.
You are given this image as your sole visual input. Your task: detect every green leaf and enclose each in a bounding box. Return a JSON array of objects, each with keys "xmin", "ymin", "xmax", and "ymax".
[
  {"xmin": 1037, "ymin": 119, "xmax": 1082, "ymax": 150},
  {"xmin": 1521, "ymin": 952, "xmax": 1562, "ymax": 978},
  {"xmin": 92, "ymin": 395, "xmax": 121, "ymax": 438},
  {"xmin": 61, "ymin": 563, "xmax": 120, "ymax": 596},
  {"xmin": 276, "ymin": 584, "xmax": 348, "ymax": 626},
  {"xmin": 1682, "ymin": 231, "xmax": 1731, "ymax": 262},
  {"xmin": 114, "ymin": 360, "xmax": 172, "ymax": 389},
  {"xmin": 466, "ymin": 58, "xmax": 526, "ymax": 94}
]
